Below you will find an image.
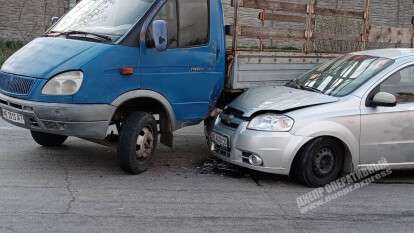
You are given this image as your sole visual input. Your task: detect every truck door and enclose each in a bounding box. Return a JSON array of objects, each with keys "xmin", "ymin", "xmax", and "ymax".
[{"xmin": 140, "ymin": 0, "xmax": 225, "ymax": 124}]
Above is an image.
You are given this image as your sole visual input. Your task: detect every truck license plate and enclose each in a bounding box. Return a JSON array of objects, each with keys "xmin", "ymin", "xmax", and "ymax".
[
  {"xmin": 2, "ymin": 109, "xmax": 25, "ymax": 124},
  {"xmin": 211, "ymin": 132, "xmax": 229, "ymax": 148}
]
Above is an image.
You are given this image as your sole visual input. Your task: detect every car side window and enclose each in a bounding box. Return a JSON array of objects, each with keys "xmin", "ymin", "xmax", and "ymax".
[
  {"xmin": 146, "ymin": 0, "xmax": 178, "ymax": 49},
  {"xmin": 146, "ymin": 0, "xmax": 209, "ymax": 49},
  {"xmin": 379, "ymin": 65, "xmax": 414, "ymax": 103}
]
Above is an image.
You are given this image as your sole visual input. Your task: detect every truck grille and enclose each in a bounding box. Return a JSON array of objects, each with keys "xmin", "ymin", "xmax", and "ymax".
[{"xmin": 0, "ymin": 72, "xmax": 36, "ymax": 96}]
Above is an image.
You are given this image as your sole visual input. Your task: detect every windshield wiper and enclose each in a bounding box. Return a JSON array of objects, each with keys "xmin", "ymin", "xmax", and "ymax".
[
  {"xmin": 44, "ymin": 30, "xmax": 112, "ymax": 42},
  {"xmin": 302, "ymin": 86, "xmax": 324, "ymax": 94},
  {"xmin": 285, "ymin": 79, "xmax": 302, "ymax": 89},
  {"xmin": 285, "ymin": 80, "xmax": 324, "ymax": 94}
]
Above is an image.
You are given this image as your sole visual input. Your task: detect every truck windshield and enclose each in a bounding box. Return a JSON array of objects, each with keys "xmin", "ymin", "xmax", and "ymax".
[
  {"xmin": 51, "ymin": 0, "xmax": 156, "ymax": 41},
  {"xmin": 293, "ymin": 55, "xmax": 394, "ymax": 97}
]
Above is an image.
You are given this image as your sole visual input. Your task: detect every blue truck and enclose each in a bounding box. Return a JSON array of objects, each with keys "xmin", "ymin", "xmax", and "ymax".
[{"xmin": 0, "ymin": 0, "xmax": 410, "ymax": 174}]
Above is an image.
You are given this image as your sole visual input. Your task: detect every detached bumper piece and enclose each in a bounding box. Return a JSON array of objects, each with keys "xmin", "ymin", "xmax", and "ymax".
[{"xmin": 0, "ymin": 93, "xmax": 116, "ymax": 139}]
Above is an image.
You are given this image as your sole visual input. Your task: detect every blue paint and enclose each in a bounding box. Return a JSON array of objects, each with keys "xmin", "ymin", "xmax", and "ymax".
[{"xmin": 0, "ymin": 0, "xmax": 226, "ymax": 124}]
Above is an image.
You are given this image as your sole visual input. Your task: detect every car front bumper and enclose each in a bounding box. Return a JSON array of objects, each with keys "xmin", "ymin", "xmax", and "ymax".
[
  {"xmin": 0, "ymin": 93, "xmax": 116, "ymax": 139},
  {"xmin": 211, "ymin": 116, "xmax": 312, "ymax": 175}
]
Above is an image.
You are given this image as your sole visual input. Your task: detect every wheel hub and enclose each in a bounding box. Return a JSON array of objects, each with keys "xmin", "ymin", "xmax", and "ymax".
[
  {"xmin": 312, "ymin": 147, "xmax": 335, "ymax": 177},
  {"xmin": 136, "ymin": 127, "xmax": 154, "ymax": 160}
]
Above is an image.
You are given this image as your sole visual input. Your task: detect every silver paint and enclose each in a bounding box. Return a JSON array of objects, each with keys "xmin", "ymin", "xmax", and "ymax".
[{"xmin": 213, "ymin": 48, "xmax": 414, "ymax": 175}]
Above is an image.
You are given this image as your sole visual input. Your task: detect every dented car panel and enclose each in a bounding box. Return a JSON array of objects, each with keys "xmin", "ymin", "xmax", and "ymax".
[
  {"xmin": 228, "ymin": 86, "xmax": 340, "ymax": 117},
  {"xmin": 212, "ymin": 49, "xmax": 414, "ymax": 179}
]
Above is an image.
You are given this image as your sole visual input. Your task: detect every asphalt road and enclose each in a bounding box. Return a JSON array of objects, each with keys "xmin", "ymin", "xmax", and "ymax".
[{"xmin": 0, "ymin": 119, "xmax": 414, "ymax": 233}]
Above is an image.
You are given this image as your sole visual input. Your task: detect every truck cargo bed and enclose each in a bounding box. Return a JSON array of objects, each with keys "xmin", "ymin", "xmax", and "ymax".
[{"xmin": 227, "ymin": 51, "xmax": 337, "ymax": 90}]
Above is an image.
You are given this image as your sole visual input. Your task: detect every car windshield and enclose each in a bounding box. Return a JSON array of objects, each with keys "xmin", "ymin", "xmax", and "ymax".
[
  {"xmin": 51, "ymin": 0, "xmax": 156, "ymax": 41},
  {"xmin": 292, "ymin": 54, "xmax": 394, "ymax": 97}
]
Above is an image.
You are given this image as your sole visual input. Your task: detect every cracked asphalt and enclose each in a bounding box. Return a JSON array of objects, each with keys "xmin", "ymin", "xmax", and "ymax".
[{"xmin": 1, "ymin": 119, "xmax": 414, "ymax": 233}]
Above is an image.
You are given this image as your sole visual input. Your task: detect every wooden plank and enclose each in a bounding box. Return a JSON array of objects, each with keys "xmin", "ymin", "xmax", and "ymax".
[
  {"xmin": 304, "ymin": 0, "xmax": 316, "ymax": 53},
  {"xmin": 259, "ymin": 12, "xmax": 306, "ymax": 23},
  {"xmin": 232, "ymin": 26, "xmax": 362, "ymax": 42},
  {"xmin": 239, "ymin": 26, "xmax": 305, "ymax": 40},
  {"xmin": 362, "ymin": 0, "xmax": 371, "ymax": 49},
  {"xmin": 238, "ymin": 0, "xmax": 307, "ymax": 14},
  {"xmin": 316, "ymin": 8, "xmax": 364, "ymax": 18}
]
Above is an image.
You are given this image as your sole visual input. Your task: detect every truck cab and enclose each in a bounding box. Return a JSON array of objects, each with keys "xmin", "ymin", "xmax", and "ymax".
[{"xmin": 0, "ymin": 0, "xmax": 226, "ymax": 174}]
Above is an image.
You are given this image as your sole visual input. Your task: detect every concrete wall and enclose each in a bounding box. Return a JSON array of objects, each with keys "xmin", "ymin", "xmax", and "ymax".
[{"xmin": 0, "ymin": 0, "xmax": 70, "ymax": 42}]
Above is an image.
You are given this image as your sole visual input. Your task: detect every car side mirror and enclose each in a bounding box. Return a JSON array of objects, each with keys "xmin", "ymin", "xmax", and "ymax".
[
  {"xmin": 50, "ymin": 16, "xmax": 60, "ymax": 26},
  {"xmin": 368, "ymin": 92, "xmax": 397, "ymax": 107},
  {"xmin": 151, "ymin": 20, "xmax": 168, "ymax": 51}
]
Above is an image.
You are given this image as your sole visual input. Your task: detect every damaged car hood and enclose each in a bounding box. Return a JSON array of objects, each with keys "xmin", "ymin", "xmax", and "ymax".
[{"xmin": 229, "ymin": 86, "xmax": 339, "ymax": 117}]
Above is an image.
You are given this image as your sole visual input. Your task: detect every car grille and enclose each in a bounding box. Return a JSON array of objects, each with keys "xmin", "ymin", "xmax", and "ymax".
[
  {"xmin": 0, "ymin": 72, "xmax": 36, "ymax": 96},
  {"xmin": 220, "ymin": 107, "xmax": 246, "ymax": 129},
  {"xmin": 213, "ymin": 144, "xmax": 231, "ymax": 157}
]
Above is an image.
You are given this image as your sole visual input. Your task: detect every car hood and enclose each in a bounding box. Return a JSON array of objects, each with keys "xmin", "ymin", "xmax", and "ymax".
[
  {"xmin": 229, "ymin": 86, "xmax": 340, "ymax": 117},
  {"xmin": 1, "ymin": 37, "xmax": 100, "ymax": 79}
]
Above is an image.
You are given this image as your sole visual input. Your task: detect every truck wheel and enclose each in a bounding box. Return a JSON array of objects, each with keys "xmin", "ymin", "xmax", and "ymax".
[
  {"xmin": 30, "ymin": 131, "xmax": 68, "ymax": 147},
  {"xmin": 118, "ymin": 112, "xmax": 158, "ymax": 175},
  {"xmin": 293, "ymin": 138, "xmax": 344, "ymax": 187}
]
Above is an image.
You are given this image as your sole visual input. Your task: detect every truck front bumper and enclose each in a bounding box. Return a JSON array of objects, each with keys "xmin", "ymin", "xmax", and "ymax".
[
  {"xmin": 0, "ymin": 93, "xmax": 116, "ymax": 139},
  {"xmin": 211, "ymin": 116, "xmax": 312, "ymax": 175}
]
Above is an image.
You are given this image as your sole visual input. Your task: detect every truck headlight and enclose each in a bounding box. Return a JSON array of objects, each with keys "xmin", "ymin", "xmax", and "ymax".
[
  {"xmin": 42, "ymin": 71, "xmax": 83, "ymax": 95},
  {"xmin": 247, "ymin": 114, "xmax": 294, "ymax": 132}
]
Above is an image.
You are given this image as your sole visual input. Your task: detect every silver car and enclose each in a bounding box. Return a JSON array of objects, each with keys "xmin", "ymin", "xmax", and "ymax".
[{"xmin": 211, "ymin": 48, "xmax": 414, "ymax": 187}]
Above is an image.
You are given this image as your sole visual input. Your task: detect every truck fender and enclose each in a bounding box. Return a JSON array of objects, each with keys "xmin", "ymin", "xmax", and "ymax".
[{"xmin": 111, "ymin": 90, "xmax": 177, "ymax": 146}]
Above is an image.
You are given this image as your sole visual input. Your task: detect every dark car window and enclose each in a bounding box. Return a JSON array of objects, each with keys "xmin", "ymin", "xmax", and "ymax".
[
  {"xmin": 380, "ymin": 65, "xmax": 414, "ymax": 103},
  {"xmin": 295, "ymin": 55, "xmax": 395, "ymax": 97}
]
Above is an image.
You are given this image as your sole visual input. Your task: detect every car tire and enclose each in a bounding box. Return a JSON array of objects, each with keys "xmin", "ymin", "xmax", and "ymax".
[
  {"xmin": 31, "ymin": 131, "xmax": 68, "ymax": 147},
  {"xmin": 293, "ymin": 137, "xmax": 344, "ymax": 187},
  {"xmin": 118, "ymin": 112, "xmax": 158, "ymax": 175}
]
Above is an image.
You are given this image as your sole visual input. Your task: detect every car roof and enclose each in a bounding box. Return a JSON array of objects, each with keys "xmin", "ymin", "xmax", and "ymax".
[{"xmin": 351, "ymin": 48, "xmax": 414, "ymax": 60}]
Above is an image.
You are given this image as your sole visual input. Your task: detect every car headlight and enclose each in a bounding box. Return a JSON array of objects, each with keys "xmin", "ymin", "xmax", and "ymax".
[
  {"xmin": 247, "ymin": 114, "xmax": 294, "ymax": 132},
  {"xmin": 42, "ymin": 71, "xmax": 83, "ymax": 95}
]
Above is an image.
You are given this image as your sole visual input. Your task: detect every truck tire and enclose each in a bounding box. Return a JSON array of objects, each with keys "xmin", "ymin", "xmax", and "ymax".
[
  {"xmin": 293, "ymin": 137, "xmax": 344, "ymax": 187},
  {"xmin": 30, "ymin": 131, "xmax": 68, "ymax": 147},
  {"xmin": 118, "ymin": 112, "xmax": 158, "ymax": 175}
]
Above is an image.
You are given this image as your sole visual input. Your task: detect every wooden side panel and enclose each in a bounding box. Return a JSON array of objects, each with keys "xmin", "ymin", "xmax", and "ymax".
[
  {"xmin": 238, "ymin": 0, "xmax": 307, "ymax": 13},
  {"xmin": 239, "ymin": 26, "xmax": 305, "ymax": 41},
  {"xmin": 260, "ymin": 13, "xmax": 306, "ymax": 23}
]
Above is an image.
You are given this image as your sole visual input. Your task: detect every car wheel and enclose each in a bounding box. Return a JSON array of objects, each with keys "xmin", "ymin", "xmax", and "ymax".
[
  {"xmin": 118, "ymin": 112, "xmax": 158, "ymax": 175},
  {"xmin": 293, "ymin": 137, "xmax": 344, "ymax": 187},
  {"xmin": 31, "ymin": 131, "xmax": 68, "ymax": 147}
]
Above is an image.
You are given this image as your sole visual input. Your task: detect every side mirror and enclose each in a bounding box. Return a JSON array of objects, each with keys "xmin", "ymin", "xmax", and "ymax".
[
  {"xmin": 50, "ymin": 16, "xmax": 60, "ymax": 26},
  {"xmin": 368, "ymin": 92, "xmax": 397, "ymax": 107},
  {"xmin": 151, "ymin": 20, "xmax": 168, "ymax": 51}
]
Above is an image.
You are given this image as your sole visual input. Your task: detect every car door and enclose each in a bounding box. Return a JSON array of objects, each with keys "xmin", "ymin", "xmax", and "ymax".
[
  {"xmin": 360, "ymin": 64, "xmax": 414, "ymax": 164},
  {"xmin": 139, "ymin": 0, "xmax": 225, "ymax": 124}
]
